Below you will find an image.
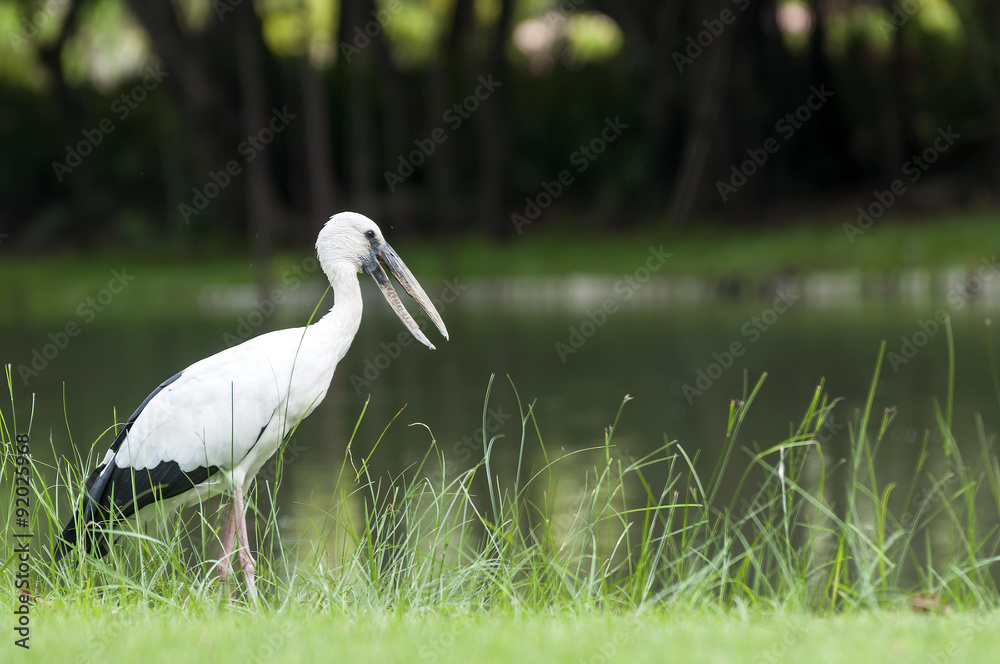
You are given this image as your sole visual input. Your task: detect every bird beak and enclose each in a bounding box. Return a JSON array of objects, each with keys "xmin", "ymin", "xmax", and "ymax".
[{"xmin": 362, "ymin": 242, "xmax": 449, "ymax": 350}]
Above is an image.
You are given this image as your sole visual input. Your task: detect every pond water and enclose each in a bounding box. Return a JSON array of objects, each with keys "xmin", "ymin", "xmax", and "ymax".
[{"xmin": 4, "ymin": 278, "xmax": 1000, "ymax": 571}]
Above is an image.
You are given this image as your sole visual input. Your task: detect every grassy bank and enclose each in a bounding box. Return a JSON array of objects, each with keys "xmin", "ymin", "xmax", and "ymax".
[
  {"xmin": 4, "ymin": 327, "xmax": 1000, "ymax": 628},
  {"xmin": 4, "ymin": 291, "xmax": 1000, "ymax": 664},
  {"xmin": 3, "ymin": 214, "xmax": 999, "ymax": 321}
]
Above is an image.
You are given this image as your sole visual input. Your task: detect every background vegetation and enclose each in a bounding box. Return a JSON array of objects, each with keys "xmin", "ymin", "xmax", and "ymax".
[{"xmin": 1, "ymin": 0, "xmax": 998, "ymax": 260}]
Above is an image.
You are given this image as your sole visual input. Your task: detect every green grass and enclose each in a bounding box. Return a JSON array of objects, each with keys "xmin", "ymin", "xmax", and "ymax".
[
  {"xmin": 5, "ymin": 322, "xmax": 1000, "ymax": 658},
  {"xmin": 415, "ymin": 212, "xmax": 1000, "ymax": 279},
  {"xmin": 3, "ymin": 214, "xmax": 1000, "ymax": 321},
  {"xmin": 22, "ymin": 609, "xmax": 1000, "ymax": 663}
]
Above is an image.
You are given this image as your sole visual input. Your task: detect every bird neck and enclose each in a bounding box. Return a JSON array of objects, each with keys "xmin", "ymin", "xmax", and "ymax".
[
  {"xmin": 318, "ymin": 264, "xmax": 364, "ymax": 342},
  {"xmin": 278, "ymin": 263, "xmax": 362, "ymax": 401}
]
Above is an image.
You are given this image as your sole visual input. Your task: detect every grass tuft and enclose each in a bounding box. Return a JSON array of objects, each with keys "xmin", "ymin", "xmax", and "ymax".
[{"xmin": 3, "ymin": 338, "xmax": 1000, "ymax": 619}]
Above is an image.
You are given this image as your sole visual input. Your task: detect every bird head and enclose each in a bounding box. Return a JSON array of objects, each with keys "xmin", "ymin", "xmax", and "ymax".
[{"xmin": 317, "ymin": 211, "xmax": 449, "ymax": 350}]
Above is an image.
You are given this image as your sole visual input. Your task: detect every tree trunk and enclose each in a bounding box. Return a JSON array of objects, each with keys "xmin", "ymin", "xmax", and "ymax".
[
  {"xmin": 596, "ymin": 0, "xmax": 681, "ymax": 224},
  {"xmin": 124, "ymin": 0, "xmax": 242, "ymax": 231},
  {"xmin": 477, "ymin": 0, "xmax": 514, "ymax": 237},
  {"xmin": 339, "ymin": 0, "xmax": 377, "ymax": 216},
  {"xmin": 37, "ymin": 0, "xmax": 85, "ymax": 116},
  {"xmin": 666, "ymin": 0, "xmax": 734, "ymax": 225},
  {"xmin": 123, "ymin": 0, "xmax": 233, "ymax": 165},
  {"xmin": 801, "ymin": 0, "xmax": 856, "ymax": 187},
  {"xmin": 236, "ymin": 5, "xmax": 279, "ymax": 295},
  {"xmin": 302, "ymin": 59, "xmax": 338, "ymax": 234},
  {"xmin": 426, "ymin": 0, "xmax": 475, "ymax": 233},
  {"xmin": 366, "ymin": 0, "xmax": 415, "ymax": 232},
  {"xmin": 954, "ymin": 0, "xmax": 1000, "ymax": 188}
]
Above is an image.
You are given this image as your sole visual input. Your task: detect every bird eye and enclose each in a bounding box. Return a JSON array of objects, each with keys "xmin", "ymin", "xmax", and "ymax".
[{"xmin": 365, "ymin": 230, "xmax": 376, "ymax": 240}]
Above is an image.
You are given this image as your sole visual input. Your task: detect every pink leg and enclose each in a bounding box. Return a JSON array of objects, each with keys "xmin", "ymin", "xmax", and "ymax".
[
  {"xmin": 233, "ymin": 485, "xmax": 257, "ymax": 598},
  {"xmin": 217, "ymin": 501, "xmax": 236, "ymax": 583}
]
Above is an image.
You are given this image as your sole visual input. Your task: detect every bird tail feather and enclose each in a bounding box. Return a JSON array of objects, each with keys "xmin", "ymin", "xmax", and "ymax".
[{"xmin": 53, "ymin": 463, "xmax": 115, "ymax": 563}]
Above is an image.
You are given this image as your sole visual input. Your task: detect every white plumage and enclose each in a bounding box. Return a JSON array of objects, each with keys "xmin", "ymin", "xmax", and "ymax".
[{"xmin": 55, "ymin": 212, "xmax": 448, "ymax": 596}]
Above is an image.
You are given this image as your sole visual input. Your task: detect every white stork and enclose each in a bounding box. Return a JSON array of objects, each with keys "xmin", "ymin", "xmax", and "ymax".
[{"xmin": 54, "ymin": 211, "xmax": 448, "ymax": 595}]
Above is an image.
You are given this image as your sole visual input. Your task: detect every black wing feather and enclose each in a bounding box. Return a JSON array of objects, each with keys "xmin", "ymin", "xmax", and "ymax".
[{"xmin": 54, "ymin": 370, "xmax": 221, "ymax": 561}]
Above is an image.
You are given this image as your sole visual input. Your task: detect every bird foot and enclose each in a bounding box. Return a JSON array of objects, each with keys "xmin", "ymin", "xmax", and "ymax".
[{"xmin": 240, "ymin": 549, "xmax": 258, "ymax": 600}]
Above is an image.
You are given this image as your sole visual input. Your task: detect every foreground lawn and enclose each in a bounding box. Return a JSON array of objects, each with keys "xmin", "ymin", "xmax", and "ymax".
[{"xmin": 17, "ymin": 608, "xmax": 1000, "ymax": 663}]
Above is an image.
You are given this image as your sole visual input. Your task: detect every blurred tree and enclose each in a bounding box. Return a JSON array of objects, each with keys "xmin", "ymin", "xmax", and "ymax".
[
  {"xmin": 300, "ymin": 39, "xmax": 338, "ymax": 235},
  {"xmin": 0, "ymin": 0, "xmax": 996, "ymax": 249},
  {"xmin": 477, "ymin": 0, "xmax": 514, "ymax": 237},
  {"xmin": 235, "ymin": 1, "xmax": 279, "ymax": 283},
  {"xmin": 123, "ymin": 0, "xmax": 244, "ymax": 231},
  {"xmin": 339, "ymin": 0, "xmax": 376, "ymax": 218}
]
